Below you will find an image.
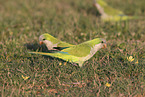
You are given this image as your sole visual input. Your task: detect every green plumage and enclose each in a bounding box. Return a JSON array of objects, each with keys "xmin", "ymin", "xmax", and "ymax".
[
  {"xmin": 94, "ymin": 0, "xmax": 138, "ymax": 22},
  {"xmin": 29, "ymin": 52, "xmax": 80, "ymax": 64},
  {"xmin": 39, "ymin": 33, "xmax": 74, "ymax": 50},
  {"xmin": 97, "ymin": 0, "xmax": 123, "ymax": 15},
  {"xmin": 29, "ymin": 38, "xmax": 106, "ymax": 67},
  {"xmin": 60, "ymin": 38, "xmax": 101, "ymax": 57}
]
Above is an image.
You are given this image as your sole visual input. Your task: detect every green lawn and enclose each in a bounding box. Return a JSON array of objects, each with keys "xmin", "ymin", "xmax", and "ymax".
[{"xmin": 0, "ymin": 0, "xmax": 145, "ymax": 96}]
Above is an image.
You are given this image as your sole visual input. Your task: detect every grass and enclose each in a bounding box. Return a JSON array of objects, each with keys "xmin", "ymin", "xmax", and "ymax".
[{"xmin": 0, "ymin": 0, "xmax": 145, "ymax": 96}]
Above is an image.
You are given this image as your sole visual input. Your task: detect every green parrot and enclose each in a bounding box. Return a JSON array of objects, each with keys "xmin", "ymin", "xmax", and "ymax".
[
  {"xmin": 94, "ymin": 0, "xmax": 138, "ymax": 22},
  {"xmin": 29, "ymin": 38, "xmax": 107, "ymax": 67},
  {"xmin": 39, "ymin": 33, "xmax": 74, "ymax": 50}
]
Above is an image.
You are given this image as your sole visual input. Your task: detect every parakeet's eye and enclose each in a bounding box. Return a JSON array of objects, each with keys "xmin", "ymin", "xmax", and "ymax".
[
  {"xmin": 43, "ymin": 38, "xmax": 46, "ymax": 41},
  {"xmin": 101, "ymin": 41, "xmax": 104, "ymax": 43}
]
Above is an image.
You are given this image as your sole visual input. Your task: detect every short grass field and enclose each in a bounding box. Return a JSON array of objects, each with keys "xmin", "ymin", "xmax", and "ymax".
[{"xmin": 0, "ymin": 0, "xmax": 145, "ymax": 96}]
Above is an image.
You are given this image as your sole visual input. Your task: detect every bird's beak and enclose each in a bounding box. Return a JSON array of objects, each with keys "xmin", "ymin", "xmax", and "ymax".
[
  {"xmin": 39, "ymin": 41, "xmax": 43, "ymax": 45},
  {"xmin": 102, "ymin": 44, "xmax": 107, "ymax": 49}
]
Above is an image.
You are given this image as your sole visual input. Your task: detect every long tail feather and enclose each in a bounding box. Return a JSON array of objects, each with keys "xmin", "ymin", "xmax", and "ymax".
[{"xmin": 28, "ymin": 52, "xmax": 52, "ymax": 56}]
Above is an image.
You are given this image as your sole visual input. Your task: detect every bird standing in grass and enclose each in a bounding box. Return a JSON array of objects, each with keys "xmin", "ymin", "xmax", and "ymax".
[
  {"xmin": 93, "ymin": 0, "xmax": 138, "ymax": 22},
  {"xmin": 39, "ymin": 33, "xmax": 74, "ymax": 50},
  {"xmin": 29, "ymin": 38, "xmax": 107, "ymax": 67}
]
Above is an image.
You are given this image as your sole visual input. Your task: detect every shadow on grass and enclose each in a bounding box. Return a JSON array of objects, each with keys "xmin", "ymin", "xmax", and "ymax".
[
  {"xmin": 24, "ymin": 42, "xmax": 61, "ymax": 53},
  {"xmin": 24, "ymin": 42, "xmax": 49, "ymax": 52}
]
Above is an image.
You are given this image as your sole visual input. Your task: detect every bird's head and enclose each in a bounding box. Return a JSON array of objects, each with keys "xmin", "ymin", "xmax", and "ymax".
[
  {"xmin": 39, "ymin": 33, "xmax": 58, "ymax": 45},
  {"xmin": 87, "ymin": 38, "xmax": 107, "ymax": 51},
  {"xmin": 100, "ymin": 38, "xmax": 107, "ymax": 49}
]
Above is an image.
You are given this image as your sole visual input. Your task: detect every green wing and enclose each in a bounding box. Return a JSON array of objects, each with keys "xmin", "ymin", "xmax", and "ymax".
[
  {"xmin": 104, "ymin": 15, "xmax": 128, "ymax": 21},
  {"xmin": 104, "ymin": 14, "xmax": 138, "ymax": 22},
  {"xmin": 98, "ymin": 0, "xmax": 124, "ymax": 16},
  {"xmin": 61, "ymin": 38, "xmax": 102, "ymax": 57},
  {"xmin": 61, "ymin": 42, "xmax": 92, "ymax": 57},
  {"xmin": 57, "ymin": 41, "xmax": 74, "ymax": 47},
  {"xmin": 43, "ymin": 33, "xmax": 74, "ymax": 47}
]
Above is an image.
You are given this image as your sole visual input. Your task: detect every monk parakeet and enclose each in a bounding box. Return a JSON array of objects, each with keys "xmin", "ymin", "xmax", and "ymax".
[
  {"xmin": 93, "ymin": 0, "xmax": 138, "ymax": 22},
  {"xmin": 29, "ymin": 38, "xmax": 106, "ymax": 67},
  {"xmin": 39, "ymin": 33, "xmax": 74, "ymax": 50}
]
